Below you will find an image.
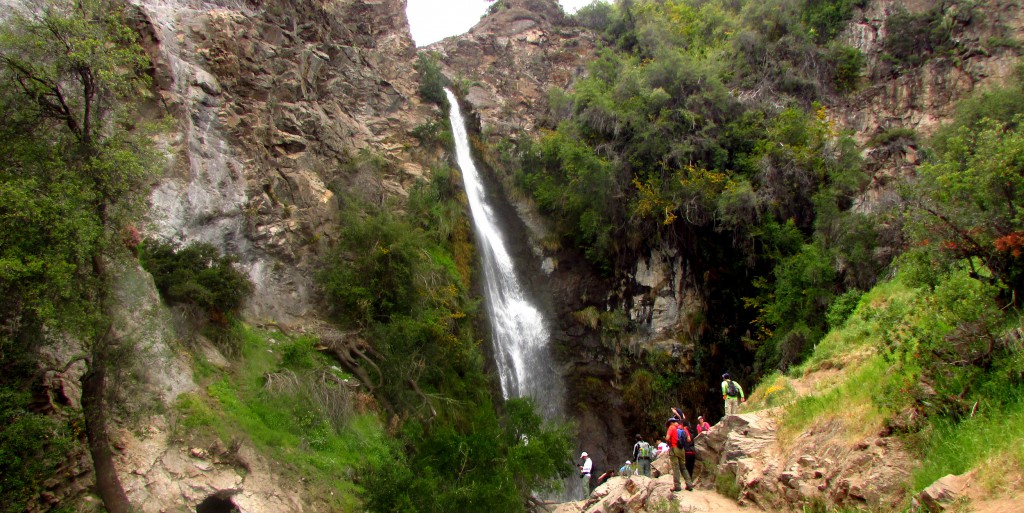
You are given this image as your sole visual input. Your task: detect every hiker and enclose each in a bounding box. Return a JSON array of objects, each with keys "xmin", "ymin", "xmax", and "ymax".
[
  {"xmin": 664, "ymin": 417, "xmax": 694, "ymax": 492},
  {"xmin": 619, "ymin": 460, "xmax": 635, "ymax": 475},
  {"xmin": 671, "ymin": 406, "xmax": 686, "ymax": 423},
  {"xmin": 721, "ymin": 372, "xmax": 746, "ymax": 416},
  {"xmin": 632, "ymin": 434, "xmax": 654, "ymax": 476},
  {"xmin": 595, "ymin": 469, "xmax": 616, "ymax": 487},
  {"xmin": 696, "ymin": 415, "xmax": 711, "ymax": 435},
  {"xmin": 656, "ymin": 438, "xmax": 669, "ymax": 456},
  {"xmin": 679, "ymin": 419, "xmax": 698, "ymax": 484},
  {"xmin": 578, "ymin": 452, "xmax": 593, "ymax": 499}
]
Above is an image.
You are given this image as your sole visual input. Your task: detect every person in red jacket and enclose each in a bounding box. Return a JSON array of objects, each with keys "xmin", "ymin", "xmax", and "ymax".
[{"xmin": 664, "ymin": 417, "xmax": 694, "ymax": 492}]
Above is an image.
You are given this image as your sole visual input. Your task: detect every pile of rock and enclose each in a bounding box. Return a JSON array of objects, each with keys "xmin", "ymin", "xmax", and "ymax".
[{"xmin": 697, "ymin": 411, "xmax": 911, "ymax": 511}]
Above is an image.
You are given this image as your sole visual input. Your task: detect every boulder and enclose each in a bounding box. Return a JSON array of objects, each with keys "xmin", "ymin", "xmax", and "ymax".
[{"xmin": 916, "ymin": 474, "xmax": 972, "ymax": 513}]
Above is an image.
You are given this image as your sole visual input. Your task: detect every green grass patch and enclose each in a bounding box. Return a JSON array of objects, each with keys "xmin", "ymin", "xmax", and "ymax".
[
  {"xmin": 173, "ymin": 323, "xmax": 391, "ymax": 509},
  {"xmin": 780, "ymin": 355, "xmax": 889, "ymax": 444},
  {"xmin": 796, "ymin": 280, "xmax": 920, "ymax": 375},
  {"xmin": 714, "ymin": 465, "xmax": 741, "ymax": 500},
  {"xmin": 911, "ymin": 394, "xmax": 1024, "ymax": 492},
  {"xmin": 745, "ymin": 371, "xmax": 797, "ymax": 410}
]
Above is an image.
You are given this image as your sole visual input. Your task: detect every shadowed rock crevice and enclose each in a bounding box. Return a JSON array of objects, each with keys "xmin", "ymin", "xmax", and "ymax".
[{"xmin": 196, "ymin": 490, "xmax": 239, "ymax": 513}]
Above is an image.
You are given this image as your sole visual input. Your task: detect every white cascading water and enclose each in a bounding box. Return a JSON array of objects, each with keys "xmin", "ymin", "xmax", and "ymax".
[{"xmin": 445, "ymin": 89, "xmax": 565, "ymax": 420}]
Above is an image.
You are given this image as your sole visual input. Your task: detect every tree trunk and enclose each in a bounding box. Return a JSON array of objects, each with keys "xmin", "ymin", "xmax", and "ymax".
[{"xmin": 80, "ymin": 329, "xmax": 132, "ymax": 513}]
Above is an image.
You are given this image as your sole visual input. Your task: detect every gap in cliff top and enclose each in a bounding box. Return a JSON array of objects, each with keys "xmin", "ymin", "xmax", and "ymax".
[{"xmin": 406, "ymin": 0, "xmax": 605, "ymax": 46}]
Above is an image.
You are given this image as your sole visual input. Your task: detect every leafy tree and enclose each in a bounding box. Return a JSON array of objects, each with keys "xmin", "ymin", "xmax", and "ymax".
[
  {"xmin": 362, "ymin": 398, "xmax": 572, "ymax": 513},
  {"xmin": 573, "ymin": 0, "xmax": 615, "ymax": 32},
  {"xmin": 828, "ymin": 44, "xmax": 865, "ymax": 93},
  {"xmin": 907, "ymin": 116, "xmax": 1024, "ymax": 302},
  {"xmin": 0, "ymin": 0, "xmax": 156, "ymax": 510},
  {"xmin": 0, "ymin": 387, "xmax": 76, "ymax": 513}
]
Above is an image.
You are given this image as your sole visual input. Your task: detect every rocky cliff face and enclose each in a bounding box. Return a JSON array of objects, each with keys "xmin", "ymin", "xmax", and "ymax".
[
  {"xmin": 83, "ymin": 0, "xmax": 438, "ymax": 510},
  {"xmin": 429, "ymin": 0, "xmax": 597, "ymax": 137},
  {"xmin": 840, "ymin": 0, "xmax": 1024, "ymax": 211},
  {"xmin": 135, "ymin": 0, "xmax": 435, "ymax": 324}
]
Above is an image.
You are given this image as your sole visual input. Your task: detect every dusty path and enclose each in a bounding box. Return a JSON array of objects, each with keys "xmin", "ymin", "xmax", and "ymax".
[
  {"xmin": 673, "ymin": 488, "xmax": 759, "ymax": 513},
  {"xmin": 549, "ymin": 472, "xmax": 763, "ymax": 513}
]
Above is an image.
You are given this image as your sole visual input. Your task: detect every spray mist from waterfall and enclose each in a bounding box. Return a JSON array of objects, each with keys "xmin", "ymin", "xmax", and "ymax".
[{"xmin": 444, "ymin": 89, "xmax": 565, "ymax": 420}]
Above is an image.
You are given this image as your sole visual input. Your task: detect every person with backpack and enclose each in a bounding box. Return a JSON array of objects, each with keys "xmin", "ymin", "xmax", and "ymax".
[
  {"xmin": 721, "ymin": 372, "xmax": 746, "ymax": 416},
  {"xmin": 632, "ymin": 434, "xmax": 654, "ymax": 476},
  {"xmin": 664, "ymin": 417, "xmax": 694, "ymax": 492}
]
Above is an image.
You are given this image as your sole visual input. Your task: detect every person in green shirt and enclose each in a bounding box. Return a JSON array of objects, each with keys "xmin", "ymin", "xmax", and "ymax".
[{"xmin": 721, "ymin": 373, "xmax": 745, "ymax": 416}]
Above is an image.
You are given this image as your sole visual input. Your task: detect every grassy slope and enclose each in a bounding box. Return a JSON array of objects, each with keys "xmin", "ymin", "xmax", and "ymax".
[
  {"xmin": 172, "ymin": 324, "xmax": 392, "ymax": 510},
  {"xmin": 744, "ymin": 277, "xmax": 1024, "ymax": 503}
]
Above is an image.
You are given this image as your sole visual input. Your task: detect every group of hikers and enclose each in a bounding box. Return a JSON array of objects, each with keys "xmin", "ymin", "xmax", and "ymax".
[{"xmin": 577, "ymin": 373, "xmax": 746, "ymax": 499}]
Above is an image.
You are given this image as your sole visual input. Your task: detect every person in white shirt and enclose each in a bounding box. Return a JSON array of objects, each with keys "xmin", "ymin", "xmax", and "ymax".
[
  {"xmin": 656, "ymin": 439, "xmax": 669, "ymax": 456},
  {"xmin": 578, "ymin": 452, "xmax": 593, "ymax": 499}
]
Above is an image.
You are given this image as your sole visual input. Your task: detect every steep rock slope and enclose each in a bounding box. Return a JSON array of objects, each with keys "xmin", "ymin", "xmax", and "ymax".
[
  {"xmin": 67, "ymin": 0, "xmax": 439, "ymax": 510},
  {"xmin": 135, "ymin": 0, "xmax": 435, "ymax": 323},
  {"xmin": 428, "ymin": 0, "xmax": 598, "ymax": 136},
  {"xmin": 839, "ymin": 0, "xmax": 1024, "ymax": 210}
]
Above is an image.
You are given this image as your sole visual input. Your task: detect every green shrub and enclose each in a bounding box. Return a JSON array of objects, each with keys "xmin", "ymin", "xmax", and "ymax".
[
  {"xmin": 714, "ymin": 466, "xmax": 742, "ymax": 499},
  {"xmin": 279, "ymin": 336, "xmax": 320, "ymax": 370},
  {"xmin": 867, "ymin": 127, "xmax": 917, "ymax": 148},
  {"xmin": 415, "ymin": 52, "xmax": 448, "ymax": 107},
  {"xmin": 828, "ymin": 44, "xmax": 865, "ymax": 93},
  {"xmin": 139, "ymin": 240, "xmax": 253, "ymax": 323},
  {"xmin": 802, "ymin": 0, "xmax": 866, "ymax": 44},
  {"xmin": 930, "ymin": 83, "xmax": 1024, "ymax": 154},
  {"xmin": 411, "ymin": 119, "xmax": 453, "ymax": 148},
  {"xmin": 881, "ymin": 4, "xmax": 975, "ymax": 71},
  {"xmin": 826, "ymin": 289, "xmax": 862, "ymax": 330},
  {"xmin": 0, "ymin": 388, "xmax": 76, "ymax": 513},
  {"xmin": 985, "ymin": 36, "xmax": 1022, "ymax": 51}
]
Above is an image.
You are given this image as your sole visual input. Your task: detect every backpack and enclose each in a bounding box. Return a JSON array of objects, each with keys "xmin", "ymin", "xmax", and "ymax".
[
  {"xmin": 726, "ymin": 379, "xmax": 739, "ymax": 397},
  {"xmin": 676, "ymin": 427, "xmax": 695, "ymax": 451},
  {"xmin": 638, "ymin": 441, "xmax": 653, "ymax": 459}
]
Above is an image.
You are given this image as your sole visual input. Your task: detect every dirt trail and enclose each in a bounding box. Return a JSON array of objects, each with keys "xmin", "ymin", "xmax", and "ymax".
[
  {"xmin": 549, "ymin": 471, "xmax": 762, "ymax": 513},
  {"xmin": 673, "ymin": 488, "xmax": 760, "ymax": 513}
]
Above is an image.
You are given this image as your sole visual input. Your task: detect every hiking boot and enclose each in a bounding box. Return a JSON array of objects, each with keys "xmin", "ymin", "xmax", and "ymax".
[
  {"xmin": 686, "ymin": 484, "xmax": 694, "ymax": 491},
  {"xmin": 671, "ymin": 487, "xmax": 682, "ymax": 492}
]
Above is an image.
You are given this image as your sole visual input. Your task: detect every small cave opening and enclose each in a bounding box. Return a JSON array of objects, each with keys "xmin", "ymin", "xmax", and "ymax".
[{"xmin": 196, "ymin": 492, "xmax": 240, "ymax": 513}]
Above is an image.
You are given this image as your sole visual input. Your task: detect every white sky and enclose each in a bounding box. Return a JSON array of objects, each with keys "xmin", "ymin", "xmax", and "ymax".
[{"xmin": 406, "ymin": 0, "xmax": 605, "ymax": 47}]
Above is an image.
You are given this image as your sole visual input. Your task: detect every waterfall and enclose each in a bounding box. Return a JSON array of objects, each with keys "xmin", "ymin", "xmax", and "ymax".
[{"xmin": 445, "ymin": 89, "xmax": 565, "ymax": 420}]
